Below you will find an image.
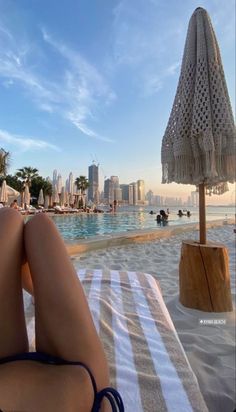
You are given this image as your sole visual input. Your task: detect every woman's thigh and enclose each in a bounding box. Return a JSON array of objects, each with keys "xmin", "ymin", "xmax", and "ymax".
[
  {"xmin": 0, "ymin": 362, "xmax": 94, "ymax": 412},
  {"xmin": 0, "ymin": 208, "xmax": 28, "ymax": 357},
  {"xmin": 24, "ymin": 214, "xmax": 109, "ymax": 391}
]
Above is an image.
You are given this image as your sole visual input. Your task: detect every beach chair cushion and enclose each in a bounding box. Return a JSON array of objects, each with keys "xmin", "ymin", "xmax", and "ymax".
[{"xmin": 26, "ymin": 270, "xmax": 208, "ymax": 412}]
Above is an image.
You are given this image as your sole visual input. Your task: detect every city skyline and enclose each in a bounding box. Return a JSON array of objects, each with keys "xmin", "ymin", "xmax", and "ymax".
[
  {"xmin": 37, "ymin": 165, "xmax": 234, "ymax": 206},
  {"xmin": 0, "ymin": 1, "xmax": 235, "ymax": 205}
]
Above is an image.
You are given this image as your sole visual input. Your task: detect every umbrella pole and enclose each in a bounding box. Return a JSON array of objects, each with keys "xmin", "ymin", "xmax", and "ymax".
[{"xmin": 199, "ymin": 183, "xmax": 206, "ymax": 244}]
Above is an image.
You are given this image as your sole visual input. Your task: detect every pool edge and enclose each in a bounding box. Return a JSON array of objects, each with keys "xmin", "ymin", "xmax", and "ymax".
[{"xmin": 66, "ymin": 219, "xmax": 234, "ymax": 255}]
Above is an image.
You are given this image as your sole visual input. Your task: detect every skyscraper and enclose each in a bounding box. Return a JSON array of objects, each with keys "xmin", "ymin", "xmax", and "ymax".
[
  {"xmin": 129, "ymin": 182, "xmax": 138, "ymax": 205},
  {"xmin": 120, "ymin": 184, "xmax": 130, "ymax": 203},
  {"xmin": 68, "ymin": 172, "xmax": 74, "ymax": 194},
  {"xmin": 110, "ymin": 176, "xmax": 119, "ymax": 189},
  {"xmin": 57, "ymin": 174, "xmax": 62, "ymax": 194},
  {"xmin": 88, "ymin": 163, "xmax": 99, "ymax": 203},
  {"xmin": 52, "ymin": 169, "xmax": 57, "ymax": 187},
  {"xmin": 104, "ymin": 178, "xmax": 113, "ymax": 204},
  {"xmin": 137, "ymin": 180, "xmax": 145, "ymax": 202}
]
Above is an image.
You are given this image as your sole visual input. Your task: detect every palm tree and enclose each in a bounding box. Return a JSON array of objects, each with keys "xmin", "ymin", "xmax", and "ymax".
[
  {"xmin": 15, "ymin": 166, "xmax": 39, "ymax": 207},
  {"xmin": 43, "ymin": 180, "xmax": 53, "ymax": 207},
  {"xmin": 5, "ymin": 174, "xmax": 24, "ymax": 193},
  {"xmin": 75, "ymin": 176, "xmax": 90, "ymax": 208},
  {"xmin": 0, "ymin": 148, "xmax": 10, "ymax": 178},
  {"xmin": 16, "ymin": 166, "xmax": 39, "ymax": 188}
]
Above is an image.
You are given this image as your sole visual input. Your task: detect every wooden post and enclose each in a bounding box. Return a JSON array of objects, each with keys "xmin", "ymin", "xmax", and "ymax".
[
  {"xmin": 199, "ymin": 183, "xmax": 206, "ymax": 244},
  {"xmin": 179, "ymin": 240, "xmax": 233, "ymax": 312}
]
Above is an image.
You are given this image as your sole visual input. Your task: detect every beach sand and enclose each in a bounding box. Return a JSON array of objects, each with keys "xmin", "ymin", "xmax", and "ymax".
[{"xmin": 71, "ymin": 224, "xmax": 235, "ymax": 412}]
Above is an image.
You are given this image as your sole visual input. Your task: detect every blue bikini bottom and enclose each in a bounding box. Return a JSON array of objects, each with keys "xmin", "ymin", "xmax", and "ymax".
[{"xmin": 0, "ymin": 351, "xmax": 124, "ymax": 412}]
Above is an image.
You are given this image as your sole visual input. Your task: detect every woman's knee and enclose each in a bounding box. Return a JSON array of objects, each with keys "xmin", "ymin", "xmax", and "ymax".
[
  {"xmin": 24, "ymin": 213, "xmax": 55, "ymax": 240},
  {"xmin": 0, "ymin": 207, "xmax": 23, "ymax": 228}
]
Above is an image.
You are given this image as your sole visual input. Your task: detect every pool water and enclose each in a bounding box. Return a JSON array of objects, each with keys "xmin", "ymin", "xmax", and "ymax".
[{"xmin": 51, "ymin": 206, "xmax": 234, "ymax": 242}]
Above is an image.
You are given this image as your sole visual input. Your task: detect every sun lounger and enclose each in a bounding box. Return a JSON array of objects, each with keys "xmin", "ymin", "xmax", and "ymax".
[
  {"xmin": 54, "ymin": 205, "xmax": 79, "ymax": 214},
  {"xmin": 25, "ymin": 270, "xmax": 208, "ymax": 412}
]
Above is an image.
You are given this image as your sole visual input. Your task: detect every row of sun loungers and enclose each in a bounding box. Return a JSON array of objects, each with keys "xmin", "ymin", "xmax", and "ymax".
[{"xmin": 18, "ymin": 205, "xmax": 83, "ymax": 215}]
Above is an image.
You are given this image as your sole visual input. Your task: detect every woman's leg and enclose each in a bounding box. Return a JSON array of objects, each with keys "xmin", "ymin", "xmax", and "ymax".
[
  {"xmin": 21, "ymin": 261, "xmax": 34, "ymax": 296},
  {"xmin": 24, "ymin": 213, "xmax": 109, "ymax": 391},
  {"xmin": 0, "ymin": 208, "xmax": 28, "ymax": 358}
]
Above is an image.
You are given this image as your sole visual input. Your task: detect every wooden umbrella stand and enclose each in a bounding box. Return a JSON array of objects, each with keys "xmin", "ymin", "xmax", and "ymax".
[
  {"xmin": 179, "ymin": 184, "xmax": 233, "ymax": 312},
  {"xmin": 179, "ymin": 240, "xmax": 233, "ymax": 312}
]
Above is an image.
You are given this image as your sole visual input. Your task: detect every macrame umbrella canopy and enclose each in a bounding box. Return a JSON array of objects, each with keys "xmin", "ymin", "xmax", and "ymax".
[{"xmin": 161, "ymin": 7, "xmax": 235, "ymax": 243}]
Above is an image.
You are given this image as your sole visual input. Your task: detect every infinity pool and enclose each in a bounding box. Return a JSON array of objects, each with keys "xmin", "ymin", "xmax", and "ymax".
[{"xmin": 51, "ymin": 207, "xmax": 233, "ymax": 243}]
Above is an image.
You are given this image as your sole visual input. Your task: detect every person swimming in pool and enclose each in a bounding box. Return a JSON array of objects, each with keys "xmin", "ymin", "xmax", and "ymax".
[{"xmin": 0, "ymin": 208, "xmax": 124, "ymax": 412}]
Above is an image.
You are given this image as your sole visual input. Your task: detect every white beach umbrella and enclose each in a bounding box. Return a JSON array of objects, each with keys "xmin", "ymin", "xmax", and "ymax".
[
  {"xmin": 38, "ymin": 188, "xmax": 44, "ymax": 206},
  {"xmin": 69, "ymin": 193, "xmax": 74, "ymax": 206},
  {"xmin": 161, "ymin": 7, "xmax": 235, "ymax": 244},
  {"xmin": 73, "ymin": 183, "xmax": 78, "ymax": 195},
  {"xmin": 5, "ymin": 184, "xmax": 20, "ymax": 206},
  {"xmin": 64, "ymin": 190, "xmax": 69, "ymax": 205},
  {"xmin": 6, "ymin": 185, "xmax": 20, "ymax": 197},
  {"xmin": 0, "ymin": 180, "xmax": 8, "ymax": 203},
  {"xmin": 52, "ymin": 185, "xmax": 59, "ymax": 204},
  {"xmin": 44, "ymin": 195, "xmax": 49, "ymax": 209},
  {"xmin": 23, "ymin": 184, "xmax": 31, "ymax": 206},
  {"xmin": 60, "ymin": 186, "xmax": 66, "ymax": 206}
]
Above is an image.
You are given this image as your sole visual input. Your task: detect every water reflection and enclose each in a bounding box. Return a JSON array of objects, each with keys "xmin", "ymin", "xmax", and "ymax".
[{"xmin": 50, "ymin": 206, "xmax": 234, "ymax": 242}]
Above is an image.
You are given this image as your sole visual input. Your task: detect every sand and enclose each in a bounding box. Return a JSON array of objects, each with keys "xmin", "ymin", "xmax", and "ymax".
[{"xmin": 71, "ymin": 223, "xmax": 236, "ymax": 412}]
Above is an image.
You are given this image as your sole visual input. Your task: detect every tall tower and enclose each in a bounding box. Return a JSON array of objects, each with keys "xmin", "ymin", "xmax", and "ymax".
[
  {"xmin": 88, "ymin": 163, "xmax": 99, "ymax": 203},
  {"xmin": 69, "ymin": 172, "xmax": 74, "ymax": 194},
  {"xmin": 130, "ymin": 182, "xmax": 138, "ymax": 205},
  {"xmin": 57, "ymin": 174, "xmax": 63, "ymax": 194},
  {"xmin": 104, "ymin": 178, "xmax": 113, "ymax": 204},
  {"xmin": 137, "ymin": 180, "xmax": 145, "ymax": 202},
  {"xmin": 52, "ymin": 169, "xmax": 57, "ymax": 187}
]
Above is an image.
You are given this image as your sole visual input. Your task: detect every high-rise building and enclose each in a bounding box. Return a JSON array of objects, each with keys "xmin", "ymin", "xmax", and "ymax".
[
  {"xmin": 68, "ymin": 172, "xmax": 74, "ymax": 194},
  {"xmin": 88, "ymin": 163, "xmax": 99, "ymax": 203},
  {"xmin": 191, "ymin": 191, "xmax": 199, "ymax": 207},
  {"xmin": 52, "ymin": 169, "xmax": 57, "ymax": 187},
  {"xmin": 114, "ymin": 187, "xmax": 122, "ymax": 201},
  {"xmin": 137, "ymin": 180, "xmax": 145, "ymax": 202},
  {"xmin": 120, "ymin": 184, "xmax": 130, "ymax": 203},
  {"xmin": 104, "ymin": 178, "xmax": 113, "ymax": 204},
  {"xmin": 110, "ymin": 176, "xmax": 119, "ymax": 189},
  {"xmin": 129, "ymin": 184, "xmax": 134, "ymax": 205},
  {"xmin": 146, "ymin": 190, "xmax": 154, "ymax": 205},
  {"xmin": 57, "ymin": 174, "xmax": 62, "ymax": 194},
  {"xmin": 103, "ymin": 176, "xmax": 121, "ymax": 204},
  {"xmin": 129, "ymin": 182, "xmax": 138, "ymax": 205}
]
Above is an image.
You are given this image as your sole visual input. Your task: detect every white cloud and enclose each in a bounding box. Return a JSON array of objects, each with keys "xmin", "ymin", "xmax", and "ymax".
[
  {"xmin": 0, "ymin": 129, "xmax": 60, "ymax": 152},
  {"xmin": 166, "ymin": 61, "xmax": 180, "ymax": 76},
  {"xmin": 41, "ymin": 29, "xmax": 116, "ymax": 140},
  {"xmin": 0, "ymin": 23, "xmax": 116, "ymax": 142},
  {"xmin": 141, "ymin": 60, "xmax": 181, "ymax": 96},
  {"xmin": 111, "ymin": 1, "xmax": 184, "ymax": 96},
  {"xmin": 0, "ymin": 26, "xmax": 59, "ymax": 105},
  {"xmin": 67, "ymin": 112, "xmax": 114, "ymax": 143}
]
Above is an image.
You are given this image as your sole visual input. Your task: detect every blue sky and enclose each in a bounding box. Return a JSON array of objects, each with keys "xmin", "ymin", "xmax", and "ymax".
[{"xmin": 0, "ymin": 0, "xmax": 235, "ymax": 203}]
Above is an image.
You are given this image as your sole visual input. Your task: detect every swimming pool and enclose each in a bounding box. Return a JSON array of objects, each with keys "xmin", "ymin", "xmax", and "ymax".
[{"xmin": 51, "ymin": 206, "xmax": 234, "ymax": 242}]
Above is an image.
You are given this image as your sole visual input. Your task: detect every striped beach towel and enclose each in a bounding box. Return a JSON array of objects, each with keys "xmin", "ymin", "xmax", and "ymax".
[{"xmin": 26, "ymin": 270, "xmax": 208, "ymax": 412}]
